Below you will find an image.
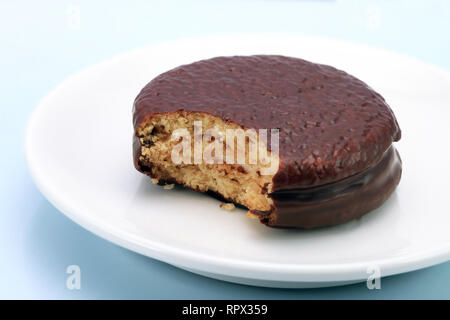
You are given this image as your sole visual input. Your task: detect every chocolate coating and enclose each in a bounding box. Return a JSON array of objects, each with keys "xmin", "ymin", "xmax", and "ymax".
[
  {"xmin": 134, "ymin": 55, "xmax": 401, "ymax": 191},
  {"xmin": 256, "ymin": 146, "xmax": 402, "ymax": 228},
  {"xmin": 133, "ymin": 55, "xmax": 403, "ymax": 228}
]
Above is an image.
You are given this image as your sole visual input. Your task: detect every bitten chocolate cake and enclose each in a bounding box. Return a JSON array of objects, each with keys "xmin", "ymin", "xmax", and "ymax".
[{"xmin": 133, "ymin": 55, "xmax": 402, "ymax": 228}]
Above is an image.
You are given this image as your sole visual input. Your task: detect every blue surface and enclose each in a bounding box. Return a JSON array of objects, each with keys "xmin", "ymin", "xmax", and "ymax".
[{"xmin": 1, "ymin": 0, "xmax": 450, "ymax": 299}]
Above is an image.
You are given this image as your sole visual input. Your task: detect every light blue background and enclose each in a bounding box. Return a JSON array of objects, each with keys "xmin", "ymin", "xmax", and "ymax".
[{"xmin": 1, "ymin": 0, "xmax": 450, "ymax": 299}]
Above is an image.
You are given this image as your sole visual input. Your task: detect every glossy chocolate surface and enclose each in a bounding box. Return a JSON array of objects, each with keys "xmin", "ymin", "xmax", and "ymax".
[
  {"xmin": 134, "ymin": 55, "xmax": 401, "ymax": 191},
  {"xmin": 256, "ymin": 146, "xmax": 402, "ymax": 228}
]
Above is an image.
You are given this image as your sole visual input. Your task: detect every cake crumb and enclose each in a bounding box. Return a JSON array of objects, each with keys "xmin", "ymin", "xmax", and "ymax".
[
  {"xmin": 220, "ymin": 203, "xmax": 235, "ymax": 211},
  {"xmin": 245, "ymin": 211, "xmax": 259, "ymax": 219},
  {"xmin": 151, "ymin": 178, "xmax": 159, "ymax": 184},
  {"xmin": 163, "ymin": 184, "xmax": 175, "ymax": 190}
]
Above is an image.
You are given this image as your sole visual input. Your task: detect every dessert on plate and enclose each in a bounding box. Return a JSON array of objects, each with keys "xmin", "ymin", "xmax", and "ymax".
[{"xmin": 133, "ymin": 55, "xmax": 402, "ymax": 228}]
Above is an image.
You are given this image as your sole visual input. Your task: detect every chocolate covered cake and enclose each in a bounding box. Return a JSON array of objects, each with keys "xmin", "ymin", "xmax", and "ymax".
[{"xmin": 133, "ymin": 55, "xmax": 402, "ymax": 228}]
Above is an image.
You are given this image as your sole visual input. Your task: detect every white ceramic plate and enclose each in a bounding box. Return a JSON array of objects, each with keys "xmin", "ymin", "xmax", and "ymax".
[{"xmin": 25, "ymin": 34, "xmax": 450, "ymax": 288}]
